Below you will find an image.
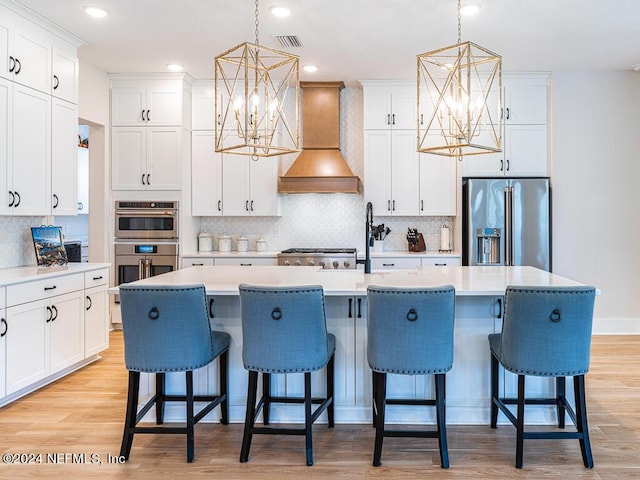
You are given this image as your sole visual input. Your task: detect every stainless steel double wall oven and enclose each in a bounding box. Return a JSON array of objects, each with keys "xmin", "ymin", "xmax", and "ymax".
[{"xmin": 114, "ymin": 201, "xmax": 179, "ymax": 297}]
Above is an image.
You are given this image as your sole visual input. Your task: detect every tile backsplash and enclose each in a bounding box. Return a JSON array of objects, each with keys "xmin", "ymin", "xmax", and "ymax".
[{"xmin": 0, "ymin": 216, "xmax": 48, "ymax": 268}]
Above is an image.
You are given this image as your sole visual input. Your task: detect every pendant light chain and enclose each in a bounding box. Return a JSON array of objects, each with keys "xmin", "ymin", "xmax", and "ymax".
[
  {"xmin": 254, "ymin": 0, "xmax": 260, "ymax": 46},
  {"xmin": 457, "ymin": 0, "xmax": 462, "ymax": 44}
]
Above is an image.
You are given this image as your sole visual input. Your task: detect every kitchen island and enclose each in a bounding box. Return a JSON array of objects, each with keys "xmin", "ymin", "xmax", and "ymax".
[{"xmin": 110, "ymin": 265, "xmax": 588, "ymax": 425}]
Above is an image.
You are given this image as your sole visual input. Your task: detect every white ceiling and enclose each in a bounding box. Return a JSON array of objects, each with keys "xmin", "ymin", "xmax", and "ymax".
[{"xmin": 12, "ymin": 0, "xmax": 640, "ymax": 85}]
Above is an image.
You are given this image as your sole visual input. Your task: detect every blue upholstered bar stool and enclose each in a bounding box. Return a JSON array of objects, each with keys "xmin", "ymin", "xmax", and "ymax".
[
  {"xmin": 118, "ymin": 284, "xmax": 230, "ymax": 463},
  {"xmin": 238, "ymin": 284, "xmax": 336, "ymax": 466},
  {"xmin": 489, "ymin": 285, "xmax": 597, "ymax": 469},
  {"xmin": 367, "ymin": 285, "xmax": 456, "ymax": 469}
]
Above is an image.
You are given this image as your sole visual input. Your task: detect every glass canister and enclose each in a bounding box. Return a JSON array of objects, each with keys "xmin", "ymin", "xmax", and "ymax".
[
  {"xmin": 197, "ymin": 231, "xmax": 213, "ymax": 252},
  {"xmin": 218, "ymin": 234, "xmax": 231, "ymax": 252},
  {"xmin": 237, "ymin": 235, "xmax": 249, "ymax": 252}
]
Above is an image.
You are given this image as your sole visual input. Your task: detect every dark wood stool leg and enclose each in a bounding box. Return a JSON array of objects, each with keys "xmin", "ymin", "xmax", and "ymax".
[
  {"xmin": 435, "ymin": 373, "xmax": 450, "ymax": 469},
  {"xmin": 304, "ymin": 372, "xmax": 314, "ymax": 466},
  {"xmin": 155, "ymin": 372, "xmax": 165, "ymax": 424},
  {"xmin": 240, "ymin": 370, "xmax": 258, "ymax": 463},
  {"xmin": 556, "ymin": 376, "xmax": 566, "ymax": 429},
  {"xmin": 327, "ymin": 353, "xmax": 335, "ymax": 428},
  {"xmin": 372, "ymin": 371, "xmax": 387, "ymax": 467},
  {"xmin": 515, "ymin": 374, "xmax": 526, "ymax": 469},
  {"xmin": 262, "ymin": 372, "xmax": 271, "ymax": 425},
  {"xmin": 219, "ymin": 350, "xmax": 229, "ymax": 425},
  {"xmin": 371, "ymin": 369, "xmax": 377, "ymax": 427},
  {"xmin": 490, "ymin": 353, "xmax": 499, "ymax": 429},
  {"xmin": 186, "ymin": 370, "xmax": 195, "ymax": 463},
  {"xmin": 574, "ymin": 375, "xmax": 594, "ymax": 468},
  {"xmin": 120, "ymin": 371, "xmax": 140, "ymax": 460}
]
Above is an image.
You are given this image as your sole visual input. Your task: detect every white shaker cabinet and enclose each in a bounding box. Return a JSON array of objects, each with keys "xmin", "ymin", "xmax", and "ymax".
[
  {"xmin": 112, "ymin": 126, "xmax": 182, "ymax": 190},
  {"xmin": 111, "ymin": 80, "xmax": 183, "ymax": 126},
  {"xmin": 51, "ymin": 45, "xmax": 78, "ymax": 103},
  {"xmin": 51, "ymin": 97, "xmax": 78, "ymax": 215},
  {"xmin": 3, "ymin": 83, "xmax": 51, "ymax": 215},
  {"xmin": 462, "ymin": 74, "xmax": 549, "ymax": 178},
  {"xmin": 222, "ymin": 156, "xmax": 280, "ymax": 216},
  {"xmin": 419, "ymin": 153, "xmax": 457, "ymax": 216},
  {"xmin": 0, "ymin": 287, "xmax": 6, "ymax": 399},
  {"xmin": 364, "ymin": 129, "xmax": 420, "ymax": 216},
  {"xmin": 191, "ymin": 131, "xmax": 223, "ymax": 216},
  {"xmin": 84, "ymin": 269, "xmax": 109, "ymax": 357},
  {"xmin": 363, "ymin": 85, "xmax": 416, "ymax": 130}
]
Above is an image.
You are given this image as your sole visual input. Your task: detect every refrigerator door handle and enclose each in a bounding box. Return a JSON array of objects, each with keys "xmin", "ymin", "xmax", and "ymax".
[
  {"xmin": 504, "ymin": 187, "xmax": 511, "ymax": 266},
  {"xmin": 508, "ymin": 186, "xmax": 515, "ymax": 266}
]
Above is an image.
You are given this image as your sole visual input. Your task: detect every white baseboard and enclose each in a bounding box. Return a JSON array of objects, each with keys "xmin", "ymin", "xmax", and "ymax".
[{"xmin": 593, "ymin": 317, "xmax": 640, "ymax": 335}]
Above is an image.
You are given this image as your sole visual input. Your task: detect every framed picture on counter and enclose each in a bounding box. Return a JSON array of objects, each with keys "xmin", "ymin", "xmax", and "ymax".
[{"xmin": 31, "ymin": 226, "xmax": 68, "ymax": 268}]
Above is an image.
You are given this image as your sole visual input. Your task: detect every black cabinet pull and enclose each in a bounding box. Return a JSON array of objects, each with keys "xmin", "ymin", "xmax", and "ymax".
[
  {"xmin": 14, "ymin": 58, "xmax": 21, "ymax": 74},
  {"xmin": 46, "ymin": 305, "xmax": 53, "ymax": 322},
  {"xmin": 348, "ymin": 298, "xmax": 353, "ymax": 318},
  {"xmin": 392, "ymin": 200, "xmax": 395, "ymax": 211},
  {"xmin": 240, "ymin": 263, "xmax": 252, "ymax": 266},
  {"xmin": 53, "ymin": 75, "xmax": 59, "ymax": 89},
  {"xmin": 8, "ymin": 56, "xmax": 15, "ymax": 73},
  {"xmin": 14, "ymin": 191, "xmax": 20, "ymax": 207},
  {"xmin": 92, "ymin": 275, "xmax": 103, "ymax": 281},
  {"xmin": 141, "ymin": 174, "xmax": 146, "ymax": 185},
  {"xmin": 1, "ymin": 318, "xmax": 7, "ymax": 337},
  {"xmin": 86, "ymin": 295, "xmax": 92, "ymax": 311},
  {"xmin": 500, "ymin": 159, "xmax": 504, "ymax": 171},
  {"xmin": 217, "ymin": 114, "xmax": 221, "ymax": 125},
  {"xmin": 218, "ymin": 200, "xmax": 222, "ymax": 211},
  {"xmin": 8, "ymin": 191, "xmax": 14, "ymax": 207},
  {"xmin": 420, "ymin": 113, "xmax": 423, "ymax": 125},
  {"xmin": 387, "ymin": 200, "xmax": 391, "ymax": 211},
  {"xmin": 505, "ymin": 107, "xmax": 510, "ymax": 120},
  {"xmin": 245, "ymin": 200, "xmax": 249, "ymax": 211},
  {"xmin": 250, "ymin": 200, "xmax": 254, "ymax": 211},
  {"xmin": 392, "ymin": 113, "xmax": 395, "ymax": 125},
  {"xmin": 506, "ymin": 159, "xmax": 510, "ymax": 171},
  {"xmin": 53, "ymin": 194, "xmax": 59, "ymax": 208},
  {"xmin": 382, "ymin": 263, "xmax": 395, "ymax": 267},
  {"xmin": 146, "ymin": 110, "xmax": 151, "ymax": 121},
  {"xmin": 44, "ymin": 285, "xmax": 57, "ymax": 291},
  {"xmin": 386, "ymin": 114, "xmax": 390, "ymax": 125},
  {"xmin": 208, "ymin": 298, "xmax": 215, "ymax": 318},
  {"xmin": 421, "ymin": 200, "xmax": 424, "ymax": 211},
  {"xmin": 435, "ymin": 263, "xmax": 446, "ymax": 266},
  {"xmin": 357, "ymin": 298, "xmax": 362, "ymax": 318},
  {"xmin": 51, "ymin": 305, "xmax": 58, "ymax": 321},
  {"xmin": 78, "ymin": 201, "xmax": 83, "ymax": 210},
  {"xmin": 146, "ymin": 173, "xmax": 150, "ymax": 185},
  {"xmin": 141, "ymin": 109, "xmax": 146, "ymax": 121}
]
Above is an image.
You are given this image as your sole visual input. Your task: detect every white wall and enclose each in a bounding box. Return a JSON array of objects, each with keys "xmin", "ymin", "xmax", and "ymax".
[
  {"xmin": 78, "ymin": 61, "xmax": 110, "ymax": 263},
  {"xmin": 551, "ymin": 70, "xmax": 640, "ymax": 333}
]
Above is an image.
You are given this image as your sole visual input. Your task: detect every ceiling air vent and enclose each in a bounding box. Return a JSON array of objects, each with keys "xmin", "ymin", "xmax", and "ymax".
[{"xmin": 273, "ymin": 35, "xmax": 303, "ymax": 48}]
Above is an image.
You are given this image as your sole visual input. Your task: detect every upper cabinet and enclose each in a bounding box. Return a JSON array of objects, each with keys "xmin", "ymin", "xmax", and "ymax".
[
  {"xmin": 222, "ymin": 156, "xmax": 280, "ymax": 216},
  {"xmin": 462, "ymin": 73, "xmax": 549, "ymax": 177},
  {"xmin": 363, "ymin": 84, "xmax": 416, "ymax": 130},
  {"xmin": 0, "ymin": 3, "xmax": 79, "ymax": 216},
  {"xmin": 191, "ymin": 85, "xmax": 216, "ymax": 130},
  {"xmin": 110, "ymin": 75, "xmax": 191, "ymax": 190},
  {"xmin": 111, "ymin": 79, "xmax": 184, "ymax": 126}
]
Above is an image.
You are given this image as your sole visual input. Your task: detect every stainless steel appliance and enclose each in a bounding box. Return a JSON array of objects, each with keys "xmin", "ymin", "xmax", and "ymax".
[
  {"xmin": 115, "ymin": 242, "xmax": 179, "ymax": 284},
  {"xmin": 462, "ymin": 178, "xmax": 551, "ymax": 270},
  {"xmin": 115, "ymin": 201, "xmax": 178, "ymax": 240},
  {"xmin": 278, "ymin": 248, "xmax": 357, "ymax": 269}
]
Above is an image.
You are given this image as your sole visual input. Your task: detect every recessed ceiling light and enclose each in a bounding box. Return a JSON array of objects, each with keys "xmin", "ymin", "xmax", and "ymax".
[
  {"xmin": 167, "ymin": 64, "xmax": 184, "ymax": 72},
  {"xmin": 270, "ymin": 6, "xmax": 291, "ymax": 18},
  {"xmin": 303, "ymin": 65, "xmax": 318, "ymax": 73},
  {"xmin": 83, "ymin": 5, "xmax": 108, "ymax": 18},
  {"xmin": 460, "ymin": 5, "xmax": 480, "ymax": 16}
]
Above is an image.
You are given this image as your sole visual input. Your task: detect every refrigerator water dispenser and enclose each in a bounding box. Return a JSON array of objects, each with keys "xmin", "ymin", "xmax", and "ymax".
[{"xmin": 476, "ymin": 228, "xmax": 501, "ymax": 265}]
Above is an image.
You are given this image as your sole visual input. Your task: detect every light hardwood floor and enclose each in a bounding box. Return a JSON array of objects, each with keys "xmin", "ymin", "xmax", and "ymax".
[{"xmin": 0, "ymin": 332, "xmax": 639, "ymax": 479}]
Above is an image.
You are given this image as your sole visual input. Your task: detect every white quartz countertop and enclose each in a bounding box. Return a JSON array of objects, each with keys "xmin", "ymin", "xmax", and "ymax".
[
  {"xmin": 108, "ymin": 265, "xmax": 587, "ymax": 297},
  {"xmin": 0, "ymin": 263, "xmax": 111, "ymax": 287}
]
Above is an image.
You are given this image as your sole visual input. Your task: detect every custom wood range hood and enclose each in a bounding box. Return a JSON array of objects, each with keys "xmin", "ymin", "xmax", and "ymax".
[{"xmin": 278, "ymin": 81, "xmax": 361, "ymax": 194}]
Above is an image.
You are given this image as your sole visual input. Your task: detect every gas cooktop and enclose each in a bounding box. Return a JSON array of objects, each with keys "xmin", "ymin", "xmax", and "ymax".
[{"xmin": 277, "ymin": 248, "xmax": 358, "ymax": 269}]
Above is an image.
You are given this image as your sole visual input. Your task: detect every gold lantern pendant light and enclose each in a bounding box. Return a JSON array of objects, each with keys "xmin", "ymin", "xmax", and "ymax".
[
  {"xmin": 214, "ymin": 0, "xmax": 300, "ymax": 159},
  {"xmin": 417, "ymin": 0, "xmax": 502, "ymax": 157}
]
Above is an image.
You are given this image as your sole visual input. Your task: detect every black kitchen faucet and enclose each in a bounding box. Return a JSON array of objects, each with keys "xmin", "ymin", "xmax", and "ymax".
[{"xmin": 356, "ymin": 202, "xmax": 374, "ymax": 273}]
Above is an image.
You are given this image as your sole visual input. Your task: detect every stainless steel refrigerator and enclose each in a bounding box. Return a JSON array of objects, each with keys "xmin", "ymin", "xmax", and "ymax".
[{"xmin": 462, "ymin": 178, "xmax": 551, "ymax": 271}]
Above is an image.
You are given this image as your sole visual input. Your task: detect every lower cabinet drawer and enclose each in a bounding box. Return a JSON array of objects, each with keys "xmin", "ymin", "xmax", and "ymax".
[
  {"xmin": 182, "ymin": 257, "xmax": 215, "ymax": 267},
  {"xmin": 85, "ymin": 268, "xmax": 109, "ymax": 288},
  {"xmin": 215, "ymin": 257, "xmax": 276, "ymax": 267},
  {"xmin": 7, "ymin": 273, "xmax": 84, "ymax": 307},
  {"xmin": 371, "ymin": 258, "xmax": 421, "ymax": 270},
  {"xmin": 422, "ymin": 257, "xmax": 461, "ymax": 267}
]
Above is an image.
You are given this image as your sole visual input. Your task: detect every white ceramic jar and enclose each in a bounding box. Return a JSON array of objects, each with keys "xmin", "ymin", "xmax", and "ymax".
[
  {"xmin": 197, "ymin": 231, "xmax": 213, "ymax": 252},
  {"xmin": 237, "ymin": 235, "xmax": 249, "ymax": 252},
  {"xmin": 255, "ymin": 238, "xmax": 266, "ymax": 252},
  {"xmin": 218, "ymin": 234, "xmax": 231, "ymax": 252}
]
